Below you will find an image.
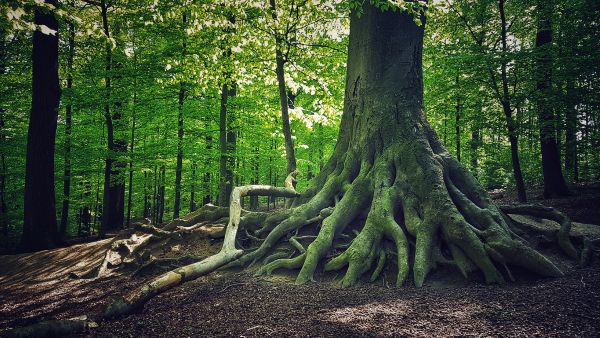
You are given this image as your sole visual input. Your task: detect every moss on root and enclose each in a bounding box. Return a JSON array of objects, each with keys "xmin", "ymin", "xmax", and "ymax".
[{"xmin": 235, "ymin": 138, "xmax": 564, "ymax": 288}]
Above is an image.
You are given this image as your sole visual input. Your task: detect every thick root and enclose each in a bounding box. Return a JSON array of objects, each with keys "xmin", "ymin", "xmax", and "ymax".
[
  {"xmin": 246, "ymin": 142, "xmax": 565, "ymax": 288},
  {"xmin": 256, "ymin": 254, "xmax": 306, "ymax": 276},
  {"xmin": 499, "ymin": 204, "xmax": 578, "ymax": 258},
  {"xmin": 296, "ymin": 173, "xmax": 373, "ymax": 285}
]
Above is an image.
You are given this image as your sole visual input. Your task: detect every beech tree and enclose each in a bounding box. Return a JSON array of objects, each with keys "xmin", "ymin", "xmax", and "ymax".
[
  {"xmin": 234, "ymin": 1, "xmax": 562, "ymax": 287},
  {"xmin": 20, "ymin": 0, "xmax": 61, "ymax": 252}
]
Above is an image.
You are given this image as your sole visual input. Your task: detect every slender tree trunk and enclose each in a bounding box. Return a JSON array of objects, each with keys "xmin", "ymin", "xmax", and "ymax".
[
  {"xmin": 158, "ymin": 165, "xmax": 165, "ymax": 224},
  {"xmin": 173, "ymin": 81, "xmax": 185, "ymax": 218},
  {"xmin": 0, "ymin": 22, "xmax": 6, "ymax": 239},
  {"xmin": 227, "ymin": 94, "xmax": 236, "ymax": 192},
  {"xmin": 99, "ymin": 0, "xmax": 125, "ymax": 235},
  {"xmin": 173, "ymin": 12, "xmax": 187, "ymax": 219},
  {"xmin": 20, "ymin": 0, "xmax": 60, "ymax": 251},
  {"xmin": 268, "ymin": 138, "xmax": 273, "ymax": 210},
  {"xmin": 250, "ymin": 145, "xmax": 259, "ymax": 210},
  {"xmin": 126, "ymin": 50, "xmax": 137, "ymax": 227},
  {"xmin": 498, "ymin": 0, "xmax": 527, "ymax": 202},
  {"xmin": 219, "ymin": 83, "xmax": 230, "ymax": 206},
  {"xmin": 455, "ymin": 74, "xmax": 461, "ymax": 162},
  {"xmin": 125, "ymin": 102, "xmax": 136, "ymax": 226},
  {"xmin": 190, "ymin": 161, "xmax": 196, "ymax": 212},
  {"xmin": 535, "ymin": 0, "xmax": 569, "ymax": 197},
  {"xmin": 152, "ymin": 164, "xmax": 158, "ymax": 224},
  {"xmin": 0, "ymin": 113, "xmax": 7, "ymax": 238},
  {"xmin": 143, "ymin": 171, "xmax": 149, "ymax": 218},
  {"xmin": 93, "ymin": 156, "xmax": 102, "ymax": 231},
  {"xmin": 270, "ymin": 0, "xmax": 297, "ymax": 175},
  {"xmin": 59, "ymin": 20, "xmax": 75, "ymax": 238},
  {"xmin": 203, "ymin": 135, "xmax": 212, "ymax": 205},
  {"xmin": 564, "ymin": 79, "xmax": 578, "ymax": 181}
]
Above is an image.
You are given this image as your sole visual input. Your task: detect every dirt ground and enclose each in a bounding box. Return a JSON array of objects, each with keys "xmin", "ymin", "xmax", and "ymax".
[
  {"xmin": 1, "ymin": 186, "xmax": 600, "ymax": 337},
  {"xmin": 1, "ymin": 238, "xmax": 599, "ymax": 337}
]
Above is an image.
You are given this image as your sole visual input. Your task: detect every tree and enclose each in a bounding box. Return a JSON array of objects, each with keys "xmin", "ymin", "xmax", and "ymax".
[
  {"xmin": 535, "ymin": 0, "xmax": 569, "ymax": 198},
  {"xmin": 59, "ymin": 16, "xmax": 75, "ymax": 237},
  {"xmin": 173, "ymin": 10, "xmax": 187, "ymax": 219},
  {"xmin": 236, "ymin": 1, "xmax": 562, "ymax": 287},
  {"xmin": 20, "ymin": 0, "xmax": 61, "ymax": 251},
  {"xmin": 99, "ymin": 0, "xmax": 126, "ymax": 236},
  {"xmin": 269, "ymin": 0, "xmax": 297, "ymax": 175}
]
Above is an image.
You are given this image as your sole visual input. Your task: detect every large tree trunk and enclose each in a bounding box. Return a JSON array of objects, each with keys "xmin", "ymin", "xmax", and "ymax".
[
  {"xmin": 237, "ymin": 2, "xmax": 561, "ymax": 288},
  {"xmin": 20, "ymin": 0, "xmax": 60, "ymax": 251},
  {"xmin": 535, "ymin": 0, "xmax": 569, "ymax": 198}
]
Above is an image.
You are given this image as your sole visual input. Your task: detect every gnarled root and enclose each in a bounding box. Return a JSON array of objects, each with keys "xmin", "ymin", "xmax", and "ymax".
[
  {"xmin": 239, "ymin": 136, "xmax": 564, "ymax": 288},
  {"xmin": 499, "ymin": 204, "xmax": 578, "ymax": 258}
]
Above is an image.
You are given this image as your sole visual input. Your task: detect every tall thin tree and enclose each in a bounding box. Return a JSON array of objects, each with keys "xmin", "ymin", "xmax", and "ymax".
[{"xmin": 535, "ymin": 0, "xmax": 569, "ymax": 198}]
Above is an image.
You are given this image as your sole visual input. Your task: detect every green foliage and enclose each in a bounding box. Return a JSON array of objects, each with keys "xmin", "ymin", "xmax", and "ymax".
[{"xmin": 0, "ymin": 0, "xmax": 598, "ymax": 250}]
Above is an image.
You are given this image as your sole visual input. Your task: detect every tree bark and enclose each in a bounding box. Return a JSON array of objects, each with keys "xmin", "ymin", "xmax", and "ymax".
[
  {"xmin": 20, "ymin": 0, "xmax": 61, "ymax": 251},
  {"xmin": 126, "ymin": 49, "xmax": 137, "ymax": 227},
  {"xmin": 189, "ymin": 161, "xmax": 196, "ymax": 212},
  {"xmin": 173, "ymin": 11, "xmax": 187, "ymax": 219},
  {"xmin": 455, "ymin": 73, "xmax": 461, "ymax": 162},
  {"xmin": 0, "ymin": 113, "xmax": 6, "ymax": 238},
  {"xmin": 158, "ymin": 165, "xmax": 165, "ymax": 224},
  {"xmin": 218, "ymin": 83, "xmax": 236, "ymax": 206},
  {"xmin": 535, "ymin": 0, "xmax": 569, "ymax": 198},
  {"xmin": 270, "ymin": 0, "xmax": 297, "ymax": 175},
  {"xmin": 203, "ymin": 135, "xmax": 212, "ymax": 205},
  {"xmin": 498, "ymin": 0, "xmax": 527, "ymax": 202},
  {"xmin": 0, "ymin": 14, "xmax": 7, "ymax": 239},
  {"xmin": 100, "ymin": 0, "xmax": 125, "ymax": 236},
  {"xmin": 564, "ymin": 78, "xmax": 578, "ymax": 181},
  {"xmin": 59, "ymin": 20, "xmax": 75, "ymax": 238},
  {"xmin": 152, "ymin": 164, "xmax": 158, "ymax": 224},
  {"xmin": 238, "ymin": 2, "xmax": 561, "ymax": 288}
]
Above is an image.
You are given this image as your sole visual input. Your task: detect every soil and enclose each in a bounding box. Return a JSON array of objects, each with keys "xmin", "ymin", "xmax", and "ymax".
[{"xmin": 1, "ymin": 186, "xmax": 600, "ymax": 337}]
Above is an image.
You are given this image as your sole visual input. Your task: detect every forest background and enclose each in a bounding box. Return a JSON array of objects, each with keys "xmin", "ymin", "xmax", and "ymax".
[{"xmin": 0, "ymin": 0, "xmax": 598, "ymax": 251}]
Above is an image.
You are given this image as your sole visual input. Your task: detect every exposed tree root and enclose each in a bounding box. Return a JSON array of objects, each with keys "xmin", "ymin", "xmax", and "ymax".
[
  {"xmin": 231, "ymin": 136, "xmax": 567, "ymax": 289},
  {"xmin": 3, "ymin": 180, "xmax": 301, "ymax": 337},
  {"xmin": 499, "ymin": 204, "xmax": 578, "ymax": 258},
  {"xmin": 103, "ymin": 184, "xmax": 298, "ymax": 318}
]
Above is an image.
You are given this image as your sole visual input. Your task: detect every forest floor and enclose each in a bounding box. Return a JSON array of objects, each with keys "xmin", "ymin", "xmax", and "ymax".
[{"xmin": 1, "ymin": 184, "xmax": 600, "ymax": 337}]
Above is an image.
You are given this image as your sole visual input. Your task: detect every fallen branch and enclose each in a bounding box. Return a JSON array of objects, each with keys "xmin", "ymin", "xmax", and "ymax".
[{"xmin": 104, "ymin": 183, "xmax": 299, "ymax": 318}]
